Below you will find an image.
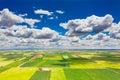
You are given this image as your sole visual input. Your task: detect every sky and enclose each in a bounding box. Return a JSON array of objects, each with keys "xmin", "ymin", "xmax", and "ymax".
[{"xmin": 0, "ymin": 0, "xmax": 120, "ymax": 49}]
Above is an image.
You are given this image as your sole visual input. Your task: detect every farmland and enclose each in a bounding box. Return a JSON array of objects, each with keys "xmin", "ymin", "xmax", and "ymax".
[{"xmin": 0, "ymin": 50, "xmax": 120, "ymax": 80}]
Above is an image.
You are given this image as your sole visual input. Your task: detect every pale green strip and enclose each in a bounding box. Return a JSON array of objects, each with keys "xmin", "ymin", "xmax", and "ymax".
[
  {"xmin": 35, "ymin": 60, "xmax": 46, "ymax": 67},
  {"xmin": 50, "ymin": 68, "xmax": 66, "ymax": 80}
]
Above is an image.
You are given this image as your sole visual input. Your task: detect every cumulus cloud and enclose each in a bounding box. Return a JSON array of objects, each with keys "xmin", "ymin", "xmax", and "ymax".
[
  {"xmin": 34, "ymin": 9, "xmax": 52, "ymax": 16},
  {"xmin": 15, "ymin": 29, "xmax": 33, "ymax": 38},
  {"xmin": 108, "ymin": 22, "xmax": 120, "ymax": 39},
  {"xmin": 1, "ymin": 27, "xmax": 120, "ymax": 49},
  {"xmin": 32, "ymin": 27, "xmax": 59, "ymax": 39},
  {"xmin": 56, "ymin": 10, "xmax": 64, "ymax": 14},
  {"xmin": 84, "ymin": 33, "xmax": 110, "ymax": 41},
  {"xmin": 60, "ymin": 14, "xmax": 113, "ymax": 36},
  {"xmin": 0, "ymin": 25, "xmax": 30, "ymax": 38},
  {"xmin": 24, "ymin": 19, "xmax": 40, "ymax": 27},
  {"xmin": 0, "ymin": 25, "xmax": 60, "ymax": 40},
  {"xmin": 0, "ymin": 8, "xmax": 24, "ymax": 28},
  {"xmin": 0, "ymin": 24, "xmax": 63, "ymax": 49},
  {"xmin": 0, "ymin": 8, "xmax": 40, "ymax": 28},
  {"xmin": 0, "ymin": 10, "xmax": 120, "ymax": 49}
]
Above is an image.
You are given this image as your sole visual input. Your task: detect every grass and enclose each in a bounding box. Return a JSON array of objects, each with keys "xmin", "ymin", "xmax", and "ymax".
[
  {"xmin": 22, "ymin": 58, "xmax": 43, "ymax": 67},
  {"xmin": 64, "ymin": 68, "xmax": 93, "ymax": 80},
  {"xmin": 84, "ymin": 69, "xmax": 113, "ymax": 80},
  {"xmin": 99, "ymin": 69, "xmax": 120, "ymax": 80},
  {"xmin": 30, "ymin": 70, "xmax": 51, "ymax": 80},
  {"xmin": 40, "ymin": 60, "xmax": 68, "ymax": 67},
  {"xmin": 50, "ymin": 68, "xmax": 66, "ymax": 80},
  {"xmin": 108, "ymin": 68, "xmax": 120, "ymax": 74},
  {"xmin": 0, "ymin": 67, "xmax": 37, "ymax": 80}
]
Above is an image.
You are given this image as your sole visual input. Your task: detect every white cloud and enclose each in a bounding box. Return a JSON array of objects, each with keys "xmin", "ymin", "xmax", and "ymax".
[
  {"xmin": 32, "ymin": 27, "xmax": 59, "ymax": 39},
  {"xmin": 15, "ymin": 29, "xmax": 33, "ymax": 38},
  {"xmin": 48, "ymin": 17, "xmax": 54, "ymax": 20},
  {"xmin": 0, "ymin": 25, "xmax": 60, "ymax": 40},
  {"xmin": 0, "ymin": 11, "xmax": 120, "ymax": 49},
  {"xmin": 0, "ymin": 8, "xmax": 24, "ymax": 28},
  {"xmin": 1, "ymin": 28, "xmax": 120, "ymax": 49},
  {"xmin": 108, "ymin": 22, "xmax": 120, "ymax": 39},
  {"xmin": 0, "ymin": 25, "xmax": 62, "ymax": 49},
  {"xmin": 34, "ymin": 9, "xmax": 52, "ymax": 16},
  {"xmin": 0, "ymin": 8, "xmax": 40, "ymax": 28},
  {"xmin": 48, "ymin": 16, "xmax": 58, "ymax": 20},
  {"xmin": 84, "ymin": 33, "xmax": 110, "ymax": 41},
  {"xmin": 24, "ymin": 18, "xmax": 40, "ymax": 27},
  {"xmin": 56, "ymin": 10, "xmax": 64, "ymax": 14},
  {"xmin": 19, "ymin": 13, "xmax": 28, "ymax": 17},
  {"xmin": 60, "ymin": 14, "xmax": 113, "ymax": 36}
]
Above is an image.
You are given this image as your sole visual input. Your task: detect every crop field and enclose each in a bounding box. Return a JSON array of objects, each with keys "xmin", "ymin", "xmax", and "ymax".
[{"xmin": 0, "ymin": 50, "xmax": 120, "ymax": 80}]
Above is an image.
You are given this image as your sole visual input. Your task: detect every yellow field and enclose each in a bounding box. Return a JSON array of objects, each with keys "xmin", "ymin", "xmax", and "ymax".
[
  {"xmin": 80, "ymin": 54, "xmax": 95, "ymax": 59},
  {"xmin": 62, "ymin": 55, "xmax": 69, "ymax": 59},
  {"xmin": 0, "ymin": 60, "xmax": 14, "ymax": 67},
  {"xmin": 95, "ymin": 60, "xmax": 120, "ymax": 68},
  {"xmin": 50, "ymin": 68, "xmax": 66, "ymax": 80},
  {"xmin": 70, "ymin": 60, "xmax": 102, "ymax": 68},
  {"xmin": 0, "ymin": 57, "xmax": 6, "ymax": 61},
  {"xmin": 0, "ymin": 67, "xmax": 37, "ymax": 80},
  {"xmin": 43, "ymin": 56, "xmax": 62, "ymax": 60}
]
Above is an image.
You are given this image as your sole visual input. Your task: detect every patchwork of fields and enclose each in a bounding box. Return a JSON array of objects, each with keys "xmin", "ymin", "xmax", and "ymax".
[{"xmin": 0, "ymin": 50, "xmax": 120, "ymax": 80}]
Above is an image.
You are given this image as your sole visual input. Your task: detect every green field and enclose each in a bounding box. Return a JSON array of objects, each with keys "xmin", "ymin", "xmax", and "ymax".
[
  {"xmin": 0, "ymin": 50, "xmax": 120, "ymax": 80},
  {"xmin": 30, "ymin": 70, "xmax": 51, "ymax": 80}
]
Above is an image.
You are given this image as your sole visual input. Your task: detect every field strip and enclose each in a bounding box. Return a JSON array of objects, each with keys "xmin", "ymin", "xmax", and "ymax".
[
  {"xmin": 0, "ymin": 59, "xmax": 28, "ymax": 73},
  {"xmin": 30, "ymin": 70, "xmax": 51, "ymax": 80},
  {"xmin": 0, "ymin": 60, "xmax": 14, "ymax": 67},
  {"xmin": 35, "ymin": 60, "xmax": 47, "ymax": 67},
  {"xmin": 79, "ymin": 55, "xmax": 120, "ymax": 69},
  {"xmin": 86, "ymin": 58, "xmax": 120, "ymax": 76},
  {"xmin": 107, "ymin": 69, "xmax": 120, "ymax": 74},
  {"xmin": 80, "ymin": 69, "xmax": 95, "ymax": 80},
  {"xmin": 83, "ymin": 69, "xmax": 113, "ymax": 80},
  {"xmin": 78, "ymin": 56, "xmax": 105, "ymax": 68},
  {"xmin": 0, "ymin": 57, "xmax": 6, "ymax": 61},
  {"xmin": 94, "ymin": 60, "xmax": 120, "ymax": 68},
  {"xmin": 87, "ymin": 58, "xmax": 120, "ymax": 74},
  {"xmin": 17, "ymin": 61, "xmax": 28, "ymax": 67},
  {"xmin": 50, "ymin": 68, "xmax": 66, "ymax": 80},
  {"xmin": 0, "ymin": 67, "xmax": 37, "ymax": 80},
  {"xmin": 99, "ymin": 69, "xmax": 120, "ymax": 80},
  {"xmin": 72, "ymin": 68, "xmax": 95, "ymax": 80},
  {"xmin": 101, "ymin": 68, "xmax": 120, "ymax": 75},
  {"xmin": 69, "ymin": 60, "xmax": 103, "ymax": 69},
  {"xmin": 64, "ymin": 68, "xmax": 94, "ymax": 80},
  {"xmin": 70, "ymin": 62, "xmax": 85, "ymax": 68}
]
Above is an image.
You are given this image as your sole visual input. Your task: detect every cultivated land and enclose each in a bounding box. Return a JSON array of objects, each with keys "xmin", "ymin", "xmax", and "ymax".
[{"xmin": 0, "ymin": 50, "xmax": 120, "ymax": 80}]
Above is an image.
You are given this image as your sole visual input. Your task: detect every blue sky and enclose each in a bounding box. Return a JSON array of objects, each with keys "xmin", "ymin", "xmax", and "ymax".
[
  {"xmin": 0, "ymin": 0, "xmax": 120, "ymax": 49},
  {"xmin": 0, "ymin": 0, "xmax": 120, "ymax": 34}
]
